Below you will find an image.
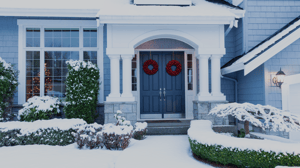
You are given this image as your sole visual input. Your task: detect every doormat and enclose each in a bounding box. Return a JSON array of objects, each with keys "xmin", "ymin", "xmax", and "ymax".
[{"xmin": 146, "ymin": 120, "xmax": 181, "ymax": 123}]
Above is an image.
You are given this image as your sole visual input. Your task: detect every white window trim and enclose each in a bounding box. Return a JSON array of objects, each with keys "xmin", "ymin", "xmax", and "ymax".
[{"xmin": 17, "ymin": 19, "xmax": 104, "ymax": 104}]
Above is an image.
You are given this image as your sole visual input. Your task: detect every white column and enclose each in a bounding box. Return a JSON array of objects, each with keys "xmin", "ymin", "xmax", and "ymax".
[
  {"xmin": 197, "ymin": 54, "xmax": 211, "ymax": 101},
  {"xmin": 211, "ymin": 54, "xmax": 226, "ymax": 101},
  {"xmin": 121, "ymin": 54, "xmax": 135, "ymax": 101},
  {"xmin": 106, "ymin": 55, "xmax": 121, "ymax": 101}
]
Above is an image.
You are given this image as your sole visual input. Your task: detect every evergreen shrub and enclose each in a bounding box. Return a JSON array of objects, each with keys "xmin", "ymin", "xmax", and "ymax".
[
  {"xmin": 0, "ymin": 57, "xmax": 18, "ymax": 122},
  {"xmin": 18, "ymin": 96, "xmax": 60, "ymax": 122},
  {"xmin": 133, "ymin": 122, "xmax": 147, "ymax": 140},
  {"xmin": 64, "ymin": 60, "xmax": 100, "ymax": 124},
  {"xmin": 189, "ymin": 138, "xmax": 300, "ymax": 168},
  {"xmin": 0, "ymin": 128, "xmax": 76, "ymax": 147}
]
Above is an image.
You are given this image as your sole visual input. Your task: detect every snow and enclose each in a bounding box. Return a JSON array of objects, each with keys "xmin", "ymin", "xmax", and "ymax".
[
  {"xmin": 188, "ymin": 120, "xmax": 300, "ymax": 155},
  {"xmin": 18, "ymin": 96, "xmax": 61, "ymax": 120},
  {"xmin": 0, "ymin": 0, "xmax": 242, "ymax": 18},
  {"xmin": 209, "ymin": 103, "xmax": 300, "ymax": 132},
  {"xmin": 0, "ymin": 135, "xmax": 214, "ymax": 168},
  {"xmin": 0, "ymin": 119, "xmax": 86, "ymax": 135},
  {"xmin": 134, "ymin": 122, "xmax": 147, "ymax": 131},
  {"xmin": 66, "ymin": 60, "xmax": 98, "ymax": 71},
  {"xmin": 102, "ymin": 123, "xmax": 133, "ymax": 135},
  {"xmin": 0, "ymin": 57, "xmax": 12, "ymax": 70},
  {"xmin": 250, "ymin": 132, "xmax": 299, "ymax": 143}
]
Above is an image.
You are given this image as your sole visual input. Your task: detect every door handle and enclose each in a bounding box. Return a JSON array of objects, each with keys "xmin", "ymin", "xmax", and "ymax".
[
  {"xmin": 163, "ymin": 88, "xmax": 166, "ymax": 101},
  {"xmin": 159, "ymin": 88, "xmax": 162, "ymax": 101}
]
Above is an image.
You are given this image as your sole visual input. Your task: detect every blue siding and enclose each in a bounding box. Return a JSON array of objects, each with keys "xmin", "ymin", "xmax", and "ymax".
[
  {"xmin": 244, "ymin": 0, "xmax": 300, "ymax": 108},
  {"xmin": 0, "ymin": 17, "xmax": 19, "ymax": 104},
  {"xmin": 237, "ymin": 64, "xmax": 265, "ymax": 105},
  {"xmin": 264, "ymin": 38, "xmax": 300, "ymax": 109}
]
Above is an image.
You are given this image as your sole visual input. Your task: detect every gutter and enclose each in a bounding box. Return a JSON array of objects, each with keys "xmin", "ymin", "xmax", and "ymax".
[
  {"xmin": 221, "ymin": 75, "xmax": 238, "ymax": 102},
  {"xmin": 225, "ymin": 19, "xmax": 239, "ymax": 36}
]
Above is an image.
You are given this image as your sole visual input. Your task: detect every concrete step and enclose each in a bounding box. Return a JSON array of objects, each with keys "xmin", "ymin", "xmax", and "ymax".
[{"xmin": 146, "ymin": 120, "xmax": 191, "ymax": 135}]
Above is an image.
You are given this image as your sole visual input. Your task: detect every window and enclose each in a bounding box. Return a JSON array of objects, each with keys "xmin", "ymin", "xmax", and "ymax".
[
  {"xmin": 20, "ymin": 20, "xmax": 98, "ymax": 101},
  {"xmin": 132, "ymin": 54, "xmax": 137, "ymax": 91},
  {"xmin": 187, "ymin": 54, "xmax": 193, "ymax": 90}
]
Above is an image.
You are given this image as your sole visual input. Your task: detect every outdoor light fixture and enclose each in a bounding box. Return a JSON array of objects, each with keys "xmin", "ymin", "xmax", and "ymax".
[{"xmin": 272, "ymin": 68, "xmax": 285, "ymax": 88}]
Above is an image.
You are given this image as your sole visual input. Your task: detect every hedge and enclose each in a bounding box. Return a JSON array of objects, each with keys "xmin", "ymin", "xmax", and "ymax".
[
  {"xmin": 0, "ymin": 128, "xmax": 76, "ymax": 147},
  {"xmin": 189, "ymin": 138, "xmax": 300, "ymax": 168}
]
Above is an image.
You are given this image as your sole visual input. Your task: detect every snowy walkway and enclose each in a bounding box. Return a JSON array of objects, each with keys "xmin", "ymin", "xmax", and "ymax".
[
  {"xmin": 0, "ymin": 135, "xmax": 213, "ymax": 168},
  {"xmin": 116, "ymin": 135, "xmax": 213, "ymax": 168}
]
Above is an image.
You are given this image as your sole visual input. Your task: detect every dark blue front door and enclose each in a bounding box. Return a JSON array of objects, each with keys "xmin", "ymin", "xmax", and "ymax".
[{"xmin": 140, "ymin": 51, "xmax": 185, "ymax": 119}]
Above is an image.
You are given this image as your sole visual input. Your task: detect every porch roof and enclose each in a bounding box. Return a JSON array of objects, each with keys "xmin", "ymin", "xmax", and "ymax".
[{"xmin": 0, "ymin": 0, "xmax": 244, "ymax": 19}]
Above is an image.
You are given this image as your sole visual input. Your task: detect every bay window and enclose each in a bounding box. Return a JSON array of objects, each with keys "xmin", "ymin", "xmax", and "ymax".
[{"xmin": 18, "ymin": 20, "xmax": 99, "ymax": 103}]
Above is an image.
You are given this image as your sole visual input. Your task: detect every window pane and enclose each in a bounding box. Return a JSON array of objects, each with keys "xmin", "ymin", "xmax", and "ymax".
[
  {"xmin": 83, "ymin": 51, "xmax": 97, "ymax": 64},
  {"xmin": 44, "ymin": 28, "xmax": 79, "ymax": 47},
  {"xmin": 26, "ymin": 28, "xmax": 40, "ymax": 47},
  {"xmin": 187, "ymin": 55, "xmax": 193, "ymax": 90},
  {"xmin": 26, "ymin": 51, "xmax": 40, "ymax": 101},
  {"xmin": 131, "ymin": 54, "xmax": 137, "ymax": 91},
  {"xmin": 44, "ymin": 51, "xmax": 79, "ymax": 98},
  {"xmin": 83, "ymin": 28, "xmax": 97, "ymax": 47}
]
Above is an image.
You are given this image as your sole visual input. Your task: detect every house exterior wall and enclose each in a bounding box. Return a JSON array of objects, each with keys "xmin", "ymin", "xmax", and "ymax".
[
  {"xmin": 0, "ymin": 17, "xmax": 19, "ymax": 104},
  {"xmin": 244, "ymin": 0, "xmax": 300, "ymax": 109}
]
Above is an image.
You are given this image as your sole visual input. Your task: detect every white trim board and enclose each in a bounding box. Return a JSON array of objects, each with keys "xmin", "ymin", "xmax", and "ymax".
[
  {"xmin": 0, "ymin": 8, "xmax": 99, "ymax": 18},
  {"xmin": 222, "ymin": 17, "xmax": 300, "ymax": 76}
]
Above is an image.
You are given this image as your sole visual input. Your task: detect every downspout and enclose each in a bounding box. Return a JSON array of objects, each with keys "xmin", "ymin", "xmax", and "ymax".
[
  {"xmin": 221, "ymin": 75, "xmax": 238, "ymax": 126},
  {"xmin": 221, "ymin": 75, "xmax": 238, "ymax": 102}
]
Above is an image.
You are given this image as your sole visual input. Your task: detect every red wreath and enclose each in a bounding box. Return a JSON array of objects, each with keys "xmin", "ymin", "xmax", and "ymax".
[
  {"xmin": 166, "ymin": 60, "xmax": 182, "ymax": 76},
  {"xmin": 143, "ymin": 59, "xmax": 158, "ymax": 75}
]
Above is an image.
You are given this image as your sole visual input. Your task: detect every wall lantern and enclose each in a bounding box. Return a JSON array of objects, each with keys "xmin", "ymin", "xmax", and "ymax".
[{"xmin": 272, "ymin": 68, "xmax": 285, "ymax": 88}]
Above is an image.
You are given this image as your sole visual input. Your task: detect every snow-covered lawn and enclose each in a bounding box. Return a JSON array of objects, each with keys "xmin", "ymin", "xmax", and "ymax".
[{"xmin": 0, "ymin": 135, "xmax": 213, "ymax": 168}]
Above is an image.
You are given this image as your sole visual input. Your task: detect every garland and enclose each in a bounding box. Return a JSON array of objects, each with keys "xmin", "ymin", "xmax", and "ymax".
[
  {"xmin": 166, "ymin": 60, "xmax": 182, "ymax": 76},
  {"xmin": 143, "ymin": 59, "xmax": 158, "ymax": 75}
]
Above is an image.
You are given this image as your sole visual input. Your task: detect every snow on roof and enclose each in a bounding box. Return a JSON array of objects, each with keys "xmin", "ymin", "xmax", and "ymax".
[
  {"xmin": 0, "ymin": 0, "xmax": 243, "ymax": 18},
  {"xmin": 222, "ymin": 15, "xmax": 300, "ymax": 75}
]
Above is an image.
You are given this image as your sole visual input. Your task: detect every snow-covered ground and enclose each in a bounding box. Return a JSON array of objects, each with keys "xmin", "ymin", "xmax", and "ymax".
[{"xmin": 0, "ymin": 135, "xmax": 213, "ymax": 168}]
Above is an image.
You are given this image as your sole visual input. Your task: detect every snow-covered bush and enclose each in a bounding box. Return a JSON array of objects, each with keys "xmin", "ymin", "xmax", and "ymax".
[
  {"xmin": 74, "ymin": 110, "xmax": 133, "ymax": 150},
  {"xmin": 0, "ymin": 57, "xmax": 18, "ymax": 122},
  {"xmin": 188, "ymin": 120, "xmax": 300, "ymax": 168},
  {"xmin": 114, "ymin": 110, "xmax": 131, "ymax": 126},
  {"xmin": 133, "ymin": 122, "xmax": 147, "ymax": 140},
  {"xmin": 0, "ymin": 119, "xmax": 86, "ymax": 147},
  {"xmin": 209, "ymin": 103, "xmax": 300, "ymax": 137},
  {"xmin": 64, "ymin": 60, "xmax": 100, "ymax": 124},
  {"xmin": 18, "ymin": 96, "xmax": 61, "ymax": 122},
  {"xmin": 102, "ymin": 123, "xmax": 133, "ymax": 150},
  {"xmin": 74, "ymin": 123, "xmax": 103, "ymax": 149}
]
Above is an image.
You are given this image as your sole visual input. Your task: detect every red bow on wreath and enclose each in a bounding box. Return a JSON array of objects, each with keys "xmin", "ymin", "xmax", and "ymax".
[
  {"xmin": 143, "ymin": 59, "xmax": 159, "ymax": 75},
  {"xmin": 166, "ymin": 60, "xmax": 182, "ymax": 76}
]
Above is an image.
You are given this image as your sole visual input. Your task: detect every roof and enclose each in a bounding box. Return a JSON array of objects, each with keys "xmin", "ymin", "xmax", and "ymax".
[
  {"xmin": 0, "ymin": 0, "xmax": 244, "ymax": 18},
  {"xmin": 222, "ymin": 15, "xmax": 300, "ymax": 75}
]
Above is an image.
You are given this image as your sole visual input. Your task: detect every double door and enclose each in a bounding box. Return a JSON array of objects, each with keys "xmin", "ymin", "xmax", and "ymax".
[{"xmin": 140, "ymin": 51, "xmax": 185, "ymax": 119}]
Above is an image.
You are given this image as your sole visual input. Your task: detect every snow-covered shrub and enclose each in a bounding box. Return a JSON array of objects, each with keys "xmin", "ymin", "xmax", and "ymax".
[
  {"xmin": 18, "ymin": 96, "xmax": 61, "ymax": 122},
  {"xmin": 0, "ymin": 119, "xmax": 86, "ymax": 147},
  {"xmin": 73, "ymin": 123, "xmax": 103, "ymax": 149},
  {"xmin": 73, "ymin": 111, "xmax": 133, "ymax": 150},
  {"xmin": 64, "ymin": 60, "xmax": 100, "ymax": 124},
  {"xmin": 188, "ymin": 120, "xmax": 300, "ymax": 167},
  {"xmin": 0, "ymin": 57, "xmax": 18, "ymax": 122},
  {"xmin": 114, "ymin": 110, "xmax": 131, "ymax": 126},
  {"xmin": 209, "ymin": 103, "xmax": 300, "ymax": 137},
  {"xmin": 102, "ymin": 123, "xmax": 133, "ymax": 150},
  {"xmin": 133, "ymin": 122, "xmax": 147, "ymax": 140}
]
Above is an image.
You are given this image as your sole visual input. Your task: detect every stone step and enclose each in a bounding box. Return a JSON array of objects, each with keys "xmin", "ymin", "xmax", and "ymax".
[
  {"xmin": 146, "ymin": 126, "xmax": 189, "ymax": 135},
  {"xmin": 145, "ymin": 120, "xmax": 191, "ymax": 135}
]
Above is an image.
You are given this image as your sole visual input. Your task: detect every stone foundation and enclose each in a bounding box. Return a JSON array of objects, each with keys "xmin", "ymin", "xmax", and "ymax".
[
  {"xmin": 193, "ymin": 100, "xmax": 229, "ymax": 125},
  {"xmin": 104, "ymin": 101, "xmax": 137, "ymax": 125}
]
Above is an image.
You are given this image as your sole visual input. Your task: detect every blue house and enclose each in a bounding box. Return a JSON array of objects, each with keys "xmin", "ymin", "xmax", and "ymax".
[{"xmin": 0, "ymin": 0, "xmax": 299, "ymax": 139}]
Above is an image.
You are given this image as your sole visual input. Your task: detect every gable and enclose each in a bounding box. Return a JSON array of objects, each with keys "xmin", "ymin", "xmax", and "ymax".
[{"xmin": 222, "ymin": 15, "xmax": 300, "ymax": 76}]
